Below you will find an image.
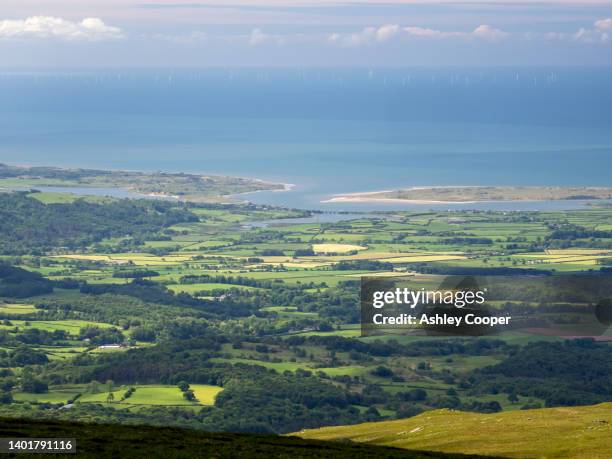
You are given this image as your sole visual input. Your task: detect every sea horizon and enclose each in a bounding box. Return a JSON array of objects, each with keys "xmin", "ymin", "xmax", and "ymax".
[{"xmin": 2, "ymin": 66, "xmax": 611, "ymax": 210}]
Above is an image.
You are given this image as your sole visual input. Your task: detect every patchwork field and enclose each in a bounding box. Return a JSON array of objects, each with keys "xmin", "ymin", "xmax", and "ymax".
[
  {"xmin": 1, "ymin": 188, "xmax": 611, "ymax": 444},
  {"xmin": 15, "ymin": 384, "xmax": 223, "ymax": 407},
  {"xmin": 512, "ymin": 248, "xmax": 612, "ymax": 266}
]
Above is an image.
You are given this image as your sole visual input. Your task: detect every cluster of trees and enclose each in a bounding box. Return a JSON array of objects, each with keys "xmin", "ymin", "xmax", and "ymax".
[
  {"xmin": 332, "ymin": 260, "xmax": 394, "ymax": 271},
  {"xmin": 130, "ymin": 327, "xmax": 157, "ymax": 342},
  {"xmin": 0, "ymin": 346, "xmax": 48, "ymax": 367},
  {"xmin": 177, "ymin": 381, "xmax": 196, "ymax": 401},
  {"xmin": 257, "ymin": 281, "xmax": 360, "ymax": 323},
  {"xmin": 0, "ymin": 264, "xmax": 53, "ymax": 298},
  {"xmin": 469, "ymin": 339, "xmax": 612, "ymax": 407},
  {"xmin": 401, "ymin": 264, "xmax": 551, "ymax": 276},
  {"xmin": 0, "ymin": 193, "xmax": 198, "ymax": 255},
  {"xmin": 14, "ymin": 328, "xmax": 67, "ymax": 345},
  {"xmin": 50, "ymin": 335, "xmax": 226, "ymax": 384},
  {"xmin": 122, "ymin": 386, "xmax": 136, "ymax": 401},
  {"xmin": 284, "ymin": 335, "xmax": 511, "ymax": 359},
  {"xmin": 112, "ymin": 270, "xmax": 160, "ymax": 279},
  {"xmin": 33, "ymin": 290, "xmax": 191, "ymax": 326},
  {"xmin": 79, "ymin": 280, "xmax": 257, "ymax": 318},
  {"xmin": 546, "ymin": 224, "xmax": 612, "ymax": 241},
  {"xmin": 179, "ymin": 274, "xmax": 275, "ymax": 289},
  {"xmin": 545, "ymin": 223, "xmax": 612, "ymax": 249},
  {"xmin": 178, "ymin": 280, "xmax": 362, "ymax": 325},
  {"xmin": 440, "ymin": 237, "xmax": 493, "ymax": 245},
  {"xmin": 200, "ymin": 372, "xmax": 361, "ymax": 433},
  {"xmin": 79, "ymin": 326, "xmax": 125, "ymax": 346},
  {"xmin": 259, "ymin": 249, "xmax": 285, "ymax": 256}
]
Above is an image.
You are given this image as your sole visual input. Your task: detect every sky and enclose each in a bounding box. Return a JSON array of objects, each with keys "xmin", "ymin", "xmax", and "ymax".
[{"xmin": 0, "ymin": 0, "xmax": 611, "ymax": 67}]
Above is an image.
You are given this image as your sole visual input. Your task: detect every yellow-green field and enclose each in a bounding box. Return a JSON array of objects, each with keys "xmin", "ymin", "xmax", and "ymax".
[
  {"xmin": 383, "ymin": 255, "xmax": 466, "ymax": 263},
  {"xmin": 295, "ymin": 402, "xmax": 612, "ymax": 459},
  {"xmin": 545, "ymin": 249, "xmax": 611, "ymax": 255},
  {"xmin": 512, "ymin": 248, "xmax": 612, "ymax": 266},
  {"xmin": 52, "ymin": 253, "xmax": 197, "ymax": 266},
  {"xmin": 301, "ymin": 251, "xmax": 466, "ymax": 263},
  {"xmin": 0, "ymin": 303, "xmax": 37, "ymax": 315},
  {"xmin": 344, "ymin": 271, "xmax": 405, "ymax": 278},
  {"xmin": 312, "ymin": 243, "xmax": 367, "ymax": 253},
  {"xmin": 16, "ymin": 384, "xmax": 223, "ymax": 407},
  {"xmin": 190, "ymin": 384, "xmax": 225, "ymax": 405},
  {"xmin": 0, "ymin": 319, "xmax": 115, "ymax": 334}
]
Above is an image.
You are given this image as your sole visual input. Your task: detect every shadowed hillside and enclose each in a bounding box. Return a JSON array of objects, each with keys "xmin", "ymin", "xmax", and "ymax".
[{"xmin": 0, "ymin": 418, "xmax": 492, "ymax": 459}]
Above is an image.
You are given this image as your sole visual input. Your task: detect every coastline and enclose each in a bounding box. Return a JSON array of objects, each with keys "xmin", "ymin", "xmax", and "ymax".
[
  {"xmin": 321, "ymin": 188, "xmax": 487, "ymax": 204},
  {"xmin": 256, "ymin": 181, "xmax": 295, "ymax": 192},
  {"xmin": 0, "ymin": 162, "xmax": 289, "ymax": 203},
  {"xmin": 322, "ymin": 186, "xmax": 612, "ymax": 205},
  {"xmin": 322, "ymin": 196, "xmax": 481, "ymax": 204},
  {"xmin": 229, "ymin": 182, "xmax": 295, "ymax": 198}
]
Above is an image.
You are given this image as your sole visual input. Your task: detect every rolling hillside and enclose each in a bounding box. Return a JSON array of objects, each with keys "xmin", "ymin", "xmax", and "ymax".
[
  {"xmin": 0, "ymin": 418, "xmax": 488, "ymax": 459},
  {"xmin": 295, "ymin": 403, "xmax": 612, "ymax": 459}
]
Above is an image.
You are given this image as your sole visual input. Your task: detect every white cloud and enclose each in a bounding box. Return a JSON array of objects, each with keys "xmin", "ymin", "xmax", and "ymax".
[
  {"xmin": 595, "ymin": 18, "xmax": 612, "ymax": 30},
  {"xmin": 329, "ymin": 23, "xmax": 508, "ymax": 46},
  {"xmin": 404, "ymin": 26, "xmax": 449, "ymax": 38},
  {"xmin": 574, "ymin": 27, "xmax": 596, "ymax": 42},
  {"xmin": 471, "ymin": 24, "xmax": 508, "ymax": 41},
  {"xmin": 328, "ymin": 27, "xmax": 374, "ymax": 46},
  {"xmin": 571, "ymin": 18, "xmax": 611, "ymax": 43},
  {"xmin": 376, "ymin": 24, "xmax": 400, "ymax": 42},
  {"xmin": 248, "ymin": 28, "xmax": 286, "ymax": 46},
  {"xmin": 328, "ymin": 25, "xmax": 403, "ymax": 47},
  {"xmin": 0, "ymin": 16, "xmax": 123, "ymax": 41},
  {"xmin": 249, "ymin": 28, "xmax": 268, "ymax": 46}
]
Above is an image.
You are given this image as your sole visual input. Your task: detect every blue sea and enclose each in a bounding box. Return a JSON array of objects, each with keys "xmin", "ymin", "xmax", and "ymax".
[{"xmin": 0, "ymin": 67, "xmax": 610, "ymax": 210}]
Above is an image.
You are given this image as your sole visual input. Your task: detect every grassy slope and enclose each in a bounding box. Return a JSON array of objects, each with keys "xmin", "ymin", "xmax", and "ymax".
[
  {"xmin": 295, "ymin": 403, "xmax": 612, "ymax": 459},
  {"xmin": 0, "ymin": 418, "xmax": 491, "ymax": 459}
]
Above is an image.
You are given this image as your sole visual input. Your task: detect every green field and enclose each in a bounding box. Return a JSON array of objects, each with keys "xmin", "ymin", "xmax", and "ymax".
[
  {"xmin": 0, "ymin": 319, "xmax": 116, "ymax": 335},
  {"xmin": 0, "ymin": 303, "xmax": 37, "ymax": 315},
  {"xmin": 13, "ymin": 387, "xmax": 82, "ymax": 404},
  {"xmin": 167, "ymin": 283, "xmax": 259, "ymax": 294},
  {"xmin": 16, "ymin": 384, "xmax": 223, "ymax": 407}
]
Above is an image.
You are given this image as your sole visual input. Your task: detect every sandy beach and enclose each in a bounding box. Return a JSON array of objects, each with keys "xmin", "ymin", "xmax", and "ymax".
[
  {"xmin": 321, "ymin": 186, "xmax": 612, "ymax": 205},
  {"xmin": 322, "ymin": 196, "xmax": 480, "ymax": 204}
]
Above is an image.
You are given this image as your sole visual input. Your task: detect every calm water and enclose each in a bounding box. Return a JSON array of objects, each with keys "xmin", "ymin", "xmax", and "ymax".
[{"xmin": 1, "ymin": 68, "xmax": 611, "ymax": 210}]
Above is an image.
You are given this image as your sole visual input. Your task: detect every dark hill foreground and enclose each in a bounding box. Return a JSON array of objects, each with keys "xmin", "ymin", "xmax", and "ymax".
[{"xmin": 0, "ymin": 418, "xmax": 492, "ymax": 459}]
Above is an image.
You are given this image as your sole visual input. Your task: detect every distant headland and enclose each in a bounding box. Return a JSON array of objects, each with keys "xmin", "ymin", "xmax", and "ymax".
[
  {"xmin": 0, "ymin": 163, "xmax": 285, "ymax": 203},
  {"xmin": 323, "ymin": 186, "xmax": 612, "ymax": 204}
]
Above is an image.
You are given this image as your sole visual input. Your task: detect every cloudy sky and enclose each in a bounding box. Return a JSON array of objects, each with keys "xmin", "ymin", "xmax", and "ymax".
[{"xmin": 0, "ymin": 0, "xmax": 611, "ymax": 67}]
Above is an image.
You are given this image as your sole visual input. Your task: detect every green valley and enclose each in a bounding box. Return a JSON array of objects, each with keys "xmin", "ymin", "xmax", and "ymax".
[{"xmin": 0, "ymin": 184, "xmax": 610, "ymax": 454}]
